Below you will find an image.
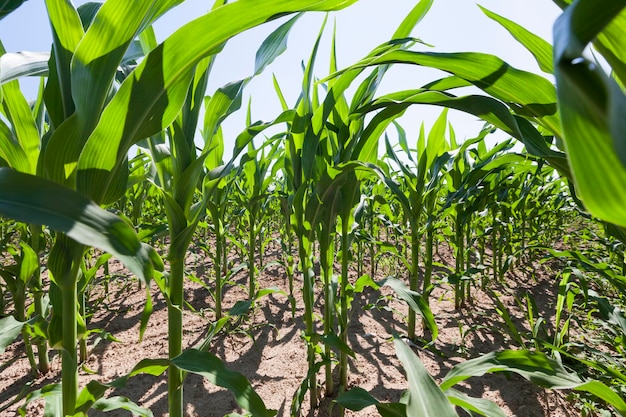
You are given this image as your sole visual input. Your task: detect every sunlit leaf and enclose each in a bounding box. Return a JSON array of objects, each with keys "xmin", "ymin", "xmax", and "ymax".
[
  {"xmin": 553, "ymin": 0, "xmax": 626, "ymax": 226},
  {"xmin": 479, "ymin": 5, "xmax": 554, "ymax": 74},
  {"xmin": 393, "ymin": 334, "xmax": 457, "ymax": 417},
  {"xmin": 0, "ymin": 168, "xmax": 162, "ymax": 284},
  {"xmin": 0, "ymin": 51, "xmax": 50, "ymax": 85},
  {"xmin": 172, "ymin": 349, "xmax": 277, "ymax": 417}
]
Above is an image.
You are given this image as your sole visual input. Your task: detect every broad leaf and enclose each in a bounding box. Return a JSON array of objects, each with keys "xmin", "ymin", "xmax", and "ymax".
[
  {"xmin": 0, "ymin": 168, "xmax": 162, "ymax": 284},
  {"xmin": 90, "ymin": 397, "xmax": 153, "ymax": 417},
  {"xmin": 379, "ymin": 277, "xmax": 438, "ymax": 340},
  {"xmin": 75, "ymin": 0, "xmax": 359, "ymax": 204},
  {"xmin": 334, "ymin": 49, "xmax": 562, "ymax": 136},
  {"xmin": 446, "ymin": 388, "xmax": 506, "ymax": 417},
  {"xmin": 393, "ymin": 334, "xmax": 457, "ymax": 417},
  {"xmin": 255, "ymin": 13, "xmax": 301, "ymax": 75},
  {"xmin": 0, "ymin": 51, "xmax": 50, "ymax": 85},
  {"xmin": 172, "ymin": 349, "xmax": 277, "ymax": 417},
  {"xmin": 0, "ymin": 0, "xmax": 26, "ymax": 20},
  {"xmin": 440, "ymin": 350, "xmax": 626, "ymax": 415},
  {"xmin": 553, "ymin": 0, "xmax": 626, "ymax": 226},
  {"xmin": 334, "ymin": 387, "xmax": 380, "ymax": 411},
  {"xmin": 0, "ymin": 315, "xmax": 25, "ymax": 354}
]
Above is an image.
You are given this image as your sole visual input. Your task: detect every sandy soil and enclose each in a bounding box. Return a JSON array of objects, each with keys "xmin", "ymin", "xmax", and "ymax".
[{"xmin": 0, "ymin": 239, "xmax": 579, "ymax": 417}]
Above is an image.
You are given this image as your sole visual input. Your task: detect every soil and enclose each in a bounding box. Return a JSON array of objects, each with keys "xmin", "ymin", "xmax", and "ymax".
[{"xmin": 0, "ymin": 239, "xmax": 580, "ymax": 417}]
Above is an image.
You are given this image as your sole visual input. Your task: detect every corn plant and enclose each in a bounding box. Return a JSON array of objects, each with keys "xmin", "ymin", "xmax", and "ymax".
[
  {"xmin": 203, "ymin": 171, "xmax": 235, "ymax": 321},
  {"xmin": 272, "ymin": 3, "xmax": 447, "ymax": 413},
  {"xmin": 236, "ymin": 139, "xmax": 281, "ymax": 300},
  {"xmin": 337, "ymin": 0, "xmax": 626, "ymax": 233},
  {"xmin": 336, "ymin": 337, "xmax": 626, "ymax": 416},
  {"xmin": 132, "ymin": 5, "xmax": 360, "ymax": 415},
  {"xmin": 0, "ymin": 169, "xmax": 162, "ymax": 415},
  {"xmin": 380, "ymin": 110, "xmax": 449, "ymax": 338},
  {"xmin": 2, "ymin": 0, "xmax": 364, "ymax": 415}
]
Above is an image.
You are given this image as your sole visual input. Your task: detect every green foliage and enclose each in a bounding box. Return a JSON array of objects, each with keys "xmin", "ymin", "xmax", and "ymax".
[{"xmin": 1, "ymin": 1, "xmax": 626, "ymax": 416}]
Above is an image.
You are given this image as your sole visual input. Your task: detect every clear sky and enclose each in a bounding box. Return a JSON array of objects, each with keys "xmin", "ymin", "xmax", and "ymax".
[{"xmin": 0, "ymin": 0, "xmax": 562, "ymax": 157}]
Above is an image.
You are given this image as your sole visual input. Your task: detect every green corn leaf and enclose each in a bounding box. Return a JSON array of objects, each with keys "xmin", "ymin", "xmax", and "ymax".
[
  {"xmin": 0, "ymin": 168, "xmax": 162, "ymax": 284},
  {"xmin": 0, "ymin": 51, "xmax": 50, "ymax": 85},
  {"xmin": 421, "ymin": 75, "xmax": 473, "ymax": 92},
  {"xmin": 589, "ymin": 290, "xmax": 626, "ymax": 338},
  {"xmin": 45, "ymin": 0, "xmax": 84, "ymax": 122},
  {"xmin": 426, "ymin": 108, "xmax": 448, "ymax": 169},
  {"xmin": 76, "ymin": 0, "xmax": 358, "ymax": 204},
  {"xmin": 255, "ymin": 14, "xmax": 302, "ymax": 75},
  {"xmin": 379, "ymin": 277, "xmax": 437, "ymax": 340},
  {"xmin": 75, "ymin": 1, "xmax": 101, "ymax": 30},
  {"xmin": 440, "ymin": 350, "xmax": 626, "ymax": 415},
  {"xmin": 376, "ymin": 403, "xmax": 408, "ymax": 417},
  {"xmin": 18, "ymin": 241, "xmax": 38, "ymax": 283},
  {"xmin": 334, "ymin": 387, "xmax": 380, "ymax": 411},
  {"xmin": 356, "ymin": 104, "xmax": 409, "ymax": 163},
  {"xmin": 70, "ymin": 0, "xmax": 184, "ymax": 132},
  {"xmin": 233, "ymin": 109, "xmax": 295, "ymax": 158},
  {"xmin": 18, "ymin": 383, "xmax": 62, "ymax": 417},
  {"xmin": 0, "ymin": 117, "xmax": 30, "ymax": 172},
  {"xmin": 574, "ymin": 380, "xmax": 626, "ymax": 416},
  {"xmin": 90, "ymin": 397, "xmax": 153, "ymax": 416},
  {"xmin": 479, "ymin": 5, "xmax": 554, "ymax": 74},
  {"xmin": 359, "ymin": 90, "xmax": 570, "ymax": 175},
  {"xmin": 335, "ymin": 382, "xmax": 411, "ymax": 417},
  {"xmin": 393, "ymin": 334, "xmax": 458, "ymax": 417},
  {"xmin": 73, "ymin": 380, "xmax": 109, "ymax": 415},
  {"xmin": 594, "ymin": 8, "xmax": 626, "ymax": 86},
  {"xmin": 446, "ymin": 388, "xmax": 506, "ymax": 417},
  {"xmin": 72, "ymin": 359, "xmax": 169, "ymax": 414},
  {"xmin": 44, "ymin": 0, "xmax": 184, "ymax": 185},
  {"xmin": 440, "ymin": 350, "xmax": 581, "ymax": 390},
  {"xmin": 392, "ymin": 0, "xmax": 433, "ymax": 39},
  {"xmin": 0, "ymin": 315, "xmax": 25, "ymax": 354},
  {"xmin": 202, "ymin": 79, "xmax": 247, "ymax": 154},
  {"xmin": 1, "ymin": 80, "xmax": 41, "ymax": 174},
  {"xmin": 553, "ymin": 0, "xmax": 626, "ymax": 226},
  {"xmin": 336, "ymin": 49, "xmax": 562, "ymax": 136},
  {"xmin": 321, "ymin": 333, "xmax": 356, "ymax": 359},
  {"xmin": 172, "ymin": 349, "xmax": 277, "ymax": 417},
  {"xmin": 126, "ymin": 358, "xmax": 170, "ymax": 379},
  {"xmin": 0, "ymin": 0, "xmax": 27, "ymax": 20}
]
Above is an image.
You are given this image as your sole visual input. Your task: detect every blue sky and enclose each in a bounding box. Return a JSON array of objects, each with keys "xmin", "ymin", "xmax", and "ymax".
[{"xmin": 0, "ymin": 0, "xmax": 562, "ymax": 156}]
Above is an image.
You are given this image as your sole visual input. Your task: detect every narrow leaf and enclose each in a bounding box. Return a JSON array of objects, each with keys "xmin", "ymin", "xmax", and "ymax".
[
  {"xmin": 479, "ymin": 5, "xmax": 554, "ymax": 73},
  {"xmin": 255, "ymin": 14, "xmax": 301, "ymax": 75}
]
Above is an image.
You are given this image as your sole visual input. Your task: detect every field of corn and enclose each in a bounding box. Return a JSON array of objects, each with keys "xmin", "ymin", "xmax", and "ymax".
[{"xmin": 1, "ymin": 0, "xmax": 626, "ymax": 416}]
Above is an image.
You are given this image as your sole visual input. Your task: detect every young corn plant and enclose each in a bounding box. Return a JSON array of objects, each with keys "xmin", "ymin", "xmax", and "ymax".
[
  {"xmin": 0, "ymin": 240, "xmax": 44, "ymax": 375},
  {"xmin": 339, "ymin": 1, "xmax": 626, "ymax": 236},
  {"xmin": 0, "ymin": 1, "xmax": 172, "ymax": 413},
  {"xmin": 277, "ymin": 3, "xmax": 443, "ymax": 413},
  {"xmin": 0, "ymin": 170, "xmax": 162, "ymax": 416},
  {"xmin": 380, "ymin": 110, "xmax": 449, "ymax": 338},
  {"xmin": 135, "ymin": 9, "xmax": 320, "ymax": 415},
  {"xmin": 336, "ymin": 336, "xmax": 626, "ymax": 417},
  {"xmin": 204, "ymin": 171, "xmax": 235, "ymax": 321},
  {"xmin": 236, "ymin": 139, "xmax": 282, "ymax": 301},
  {"xmin": 2, "ymin": 0, "xmax": 363, "ymax": 414}
]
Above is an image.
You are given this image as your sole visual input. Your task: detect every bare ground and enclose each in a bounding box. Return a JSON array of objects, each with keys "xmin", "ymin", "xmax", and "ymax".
[{"xmin": 0, "ymin": 240, "xmax": 580, "ymax": 417}]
